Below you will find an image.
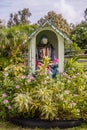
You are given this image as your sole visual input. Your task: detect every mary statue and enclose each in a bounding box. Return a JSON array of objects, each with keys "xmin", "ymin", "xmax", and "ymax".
[{"xmin": 36, "ymin": 36, "xmax": 55, "ymax": 61}]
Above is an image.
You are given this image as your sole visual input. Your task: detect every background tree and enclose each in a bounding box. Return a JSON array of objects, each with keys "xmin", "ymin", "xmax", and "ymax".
[
  {"xmin": 19, "ymin": 8, "xmax": 31, "ymax": 24},
  {"xmin": 71, "ymin": 21, "xmax": 87, "ymax": 50},
  {"xmin": 84, "ymin": 8, "xmax": 87, "ymax": 22},
  {"xmin": 37, "ymin": 11, "xmax": 70, "ymax": 35},
  {"xmin": 7, "ymin": 8, "xmax": 31, "ymax": 27},
  {"xmin": 0, "ymin": 19, "xmax": 5, "ymax": 28}
]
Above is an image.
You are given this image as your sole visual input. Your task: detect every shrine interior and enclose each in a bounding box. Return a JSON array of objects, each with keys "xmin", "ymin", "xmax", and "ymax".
[{"xmin": 36, "ymin": 30, "xmax": 58, "ymax": 63}]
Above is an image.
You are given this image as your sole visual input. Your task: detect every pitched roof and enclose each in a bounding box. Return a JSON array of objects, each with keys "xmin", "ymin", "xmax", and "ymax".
[{"xmin": 29, "ymin": 20, "xmax": 72, "ymax": 43}]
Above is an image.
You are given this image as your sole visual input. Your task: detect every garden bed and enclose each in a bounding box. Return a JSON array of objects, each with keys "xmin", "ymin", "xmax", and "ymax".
[{"xmin": 8, "ymin": 117, "xmax": 83, "ymax": 129}]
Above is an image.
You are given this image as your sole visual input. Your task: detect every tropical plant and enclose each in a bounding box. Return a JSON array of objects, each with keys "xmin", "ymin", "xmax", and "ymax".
[
  {"xmin": 34, "ymin": 56, "xmax": 52, "ymax": 85},
  {"xmin": 14, "ymin": 92, "xmax": 33, "ymax": 115},
  {"xmin": 64, "ymin": 57, "xmax": 84, "ymax": 75},
  {"xmin": 0, "ymin": 24, "xmax": 37, "ymax": 69},
  {"xmin": 32, "ymin": 85, "xmax": 57, "ymax": 120}
]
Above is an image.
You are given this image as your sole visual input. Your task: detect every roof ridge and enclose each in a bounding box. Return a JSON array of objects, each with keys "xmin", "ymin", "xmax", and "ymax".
[{"xmin": 29, "ymin": 19, "xmax": 72, "ymax": 43}]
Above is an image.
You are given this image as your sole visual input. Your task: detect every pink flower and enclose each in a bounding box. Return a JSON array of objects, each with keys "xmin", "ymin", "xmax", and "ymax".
[
  {"xmin": 8, "ymin": 105, "xmax": 12, "ymax": 109},
  {"xmin": 3, "ymin": 99, "xmax": 9, "ymax": 104},
  {"xmin": 30, "ymin": 76, "xmax": 35, "ymax": 80},
  {"xmin": 53, "ymin": 58, "xmax": 59, "ymax": 64},
  {"xmin": 2, "ymin": 93, "xmax": 7, "ymax": 97},
  {"xmin": 28, "ymin": 75, "xmax": 35, "ymax": 80},
  {"xmin": 27, "ymin": 79, "xmax": 31, "ymax": 83},
  {"xmin": 63, "ymin": 72, "xmax": 67, "ymax": 76},
  {"xmin": 16, "ymin": 85, "xmax": 20, "ymax": 89},
  {"xmin": 21, "ymin": 75, "xmax": 26, "ymax": 79}
]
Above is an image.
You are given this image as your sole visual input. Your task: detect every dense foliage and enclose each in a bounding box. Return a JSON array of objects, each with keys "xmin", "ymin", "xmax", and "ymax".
[
  {"xmin": 0, "ymin": 58, "xmax": 87, "ymax": 121},
  {"xmin": 0, "ymin": 24, "xmax": 37, "ymax": 69},
  {"xmin": 71, "ymin": 21, "xmax": 87, "ymax": 50}
]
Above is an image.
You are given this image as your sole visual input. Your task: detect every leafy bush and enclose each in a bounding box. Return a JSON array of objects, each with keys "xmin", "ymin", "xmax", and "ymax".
[
  {"xmin": 14, "ymin": 92, "xmax": 33, "ymax": 114},
  {"xmin": 0, "ymin": 58, "xmax": 87, "ymax": 121},
  {"xmin": 64, "ymin": 57, "xmax": 84, "ymax": 75},
  {"xmin": 55, "ymin": 72, "xmax": 87, "ymax": 120},
  {"xmin": 0, "ymin": 64, "xmax": 32, "ymax": 119}
]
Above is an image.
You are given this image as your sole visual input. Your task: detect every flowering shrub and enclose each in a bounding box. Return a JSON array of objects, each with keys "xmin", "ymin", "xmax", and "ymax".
[
  {"xmin": 56, "ymin": 71, "xmax": 87, "ymax": 120},
  {"xmin": 0, "ymin": 91, "xmax": 12, "ymax": 119},
  {"xmin": 64, "ymin": 57, "xmax": 84, "ymax": 76},
  {"xmin": 3, "ymin": 64, "xmax": 30, "ymax": 78},
  {"xmin": 0, "ymin": 58, "xmax": 87, "ymax": 121},
  {"xmin": 0, "ymin": 64, "xmax": 33, "ymax": 119}
]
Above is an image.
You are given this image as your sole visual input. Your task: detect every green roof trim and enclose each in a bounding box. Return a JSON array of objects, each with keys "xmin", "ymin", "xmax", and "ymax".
[{"xmin": 29, "ymin": 20, "xmax": 72, "ymax": 43}]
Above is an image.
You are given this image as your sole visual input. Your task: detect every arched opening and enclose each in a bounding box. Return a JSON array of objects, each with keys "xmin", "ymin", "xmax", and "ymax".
[
  {"xmin": 36, "ymin": 30, "xmax": 58, "ymax": 63},
  {"xmin": 35, "ymin": 30, "xmax": 59, "ymax": 77}
]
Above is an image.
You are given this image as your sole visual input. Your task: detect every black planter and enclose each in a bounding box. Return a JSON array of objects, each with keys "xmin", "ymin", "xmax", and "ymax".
[{"xmin": 7, "ymin": 117, "xmax": 83, "ymax": 129}]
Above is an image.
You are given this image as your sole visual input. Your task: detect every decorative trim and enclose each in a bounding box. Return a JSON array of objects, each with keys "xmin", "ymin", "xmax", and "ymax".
[{"xmin": 29, "ymin": 20, "xmax": 72, "ymax": 44}]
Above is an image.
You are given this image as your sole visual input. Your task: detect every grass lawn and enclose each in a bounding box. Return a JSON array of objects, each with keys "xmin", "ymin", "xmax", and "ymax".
[{"xmin": 0, "ymin": 121, "xmax": 87, "ymax": 130}]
